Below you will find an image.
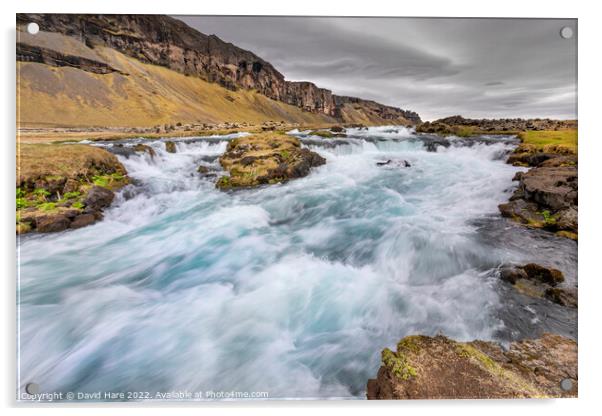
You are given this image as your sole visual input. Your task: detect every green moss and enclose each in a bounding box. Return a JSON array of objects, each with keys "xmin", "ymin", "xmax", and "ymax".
[
  {"xmin": 453, "ymin": 126, "xmax": 476, "ymax": 137},
  {"xmin": 38, "ymin": 202, "xmax": 57, "ymax": 211},
  {"xmin": 311, "ymin": 130, "xmax": 335, "ymax": 138},
  {"xmin": 62, "ymin": 191, "xmax": 81, "ymax": 200},
  {"xmin": 281, "ymin": 150, "xmax": 291, "ymax": 160},
  {"xmin": 397, "ymin": 335, "xmax": 422, "ymax": 353},
  {"xmin": 16, "ymin": 198, "xmax": 28, "ymax": 209},
  {"xmin": 216, "ymin": 176, "xmax": 231, "ymax": 189},
  {"xmin": 382, "ymin": 347, "xmax": 418, "ymax": 380},
  {"xmin": 16, "ymin": 188, "xmax": 24, "ymax": 198},
  {"xmin": 71, "ymin": 201, "xmax": 84, "ymax": 209},
  {"xmin": 540, "ymin": 210, "xmax": 557, "ymax": 227},
  {"xmin": 455, "ymin": 343, "xmax": 543, "ymax": 397},
  {"xmin": 33, "ymin": 188, "xmax": 50, "ymax": 199},
  {"xmin": 91, "ymin": 173, "xmax": 126, "ymax": 188}
]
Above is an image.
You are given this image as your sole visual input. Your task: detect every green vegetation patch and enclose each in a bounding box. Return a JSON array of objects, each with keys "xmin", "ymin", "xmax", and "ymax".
[
  {"xmin": 518, "ymin": 130, "xmax": 577, "ymax": 153},
  {"xmin": 382, "ymin": 347, "xmax": 418, "ymax": 380}
]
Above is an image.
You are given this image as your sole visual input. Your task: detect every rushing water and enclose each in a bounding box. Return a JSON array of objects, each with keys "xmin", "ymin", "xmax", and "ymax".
[{"xmin": 17, "ymin": 126, "xmax": 577, "ymax": 400}]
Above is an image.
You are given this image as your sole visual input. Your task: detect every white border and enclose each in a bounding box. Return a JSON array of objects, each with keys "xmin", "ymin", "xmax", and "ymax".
[{"xmin": 2, "ymin": 1, "xmax": 601, "ymax": 415}]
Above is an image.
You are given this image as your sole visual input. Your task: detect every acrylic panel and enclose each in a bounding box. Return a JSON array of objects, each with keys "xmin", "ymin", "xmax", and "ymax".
[{"xmin": 16, "ymin": 14, "xmax": 577, "ymax": 401}]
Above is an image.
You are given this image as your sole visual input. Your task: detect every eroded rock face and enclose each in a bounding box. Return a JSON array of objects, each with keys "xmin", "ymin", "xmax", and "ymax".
[
  {"xmin": 216, "ymin": 133, "xmax": 325, "ymax": 189},
  {"xmin": 17, "ymin": 13, "xmax": 421, "ymax": 125},
  {"xmin": 367, "ymin": 333, "xmax": 577, "ymax": 399},
  {"xmin": 499, "ymin": 165, "xmax": 577, "ymax": 238}
]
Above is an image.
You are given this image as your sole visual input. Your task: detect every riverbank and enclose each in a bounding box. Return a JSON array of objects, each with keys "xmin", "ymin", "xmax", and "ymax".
[{"xmin": 499, "ymin": 129, "xmax": 578, "ymax": 239}]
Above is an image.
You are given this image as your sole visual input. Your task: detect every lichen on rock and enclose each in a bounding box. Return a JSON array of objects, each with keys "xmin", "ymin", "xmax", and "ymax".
[
  {"xmin": 216, "ymin": 132, "xmax": 326, "ymax": 189},
  {"xmin": 367, "ymin": 333, "xmax": 577, "ymax": 399}
]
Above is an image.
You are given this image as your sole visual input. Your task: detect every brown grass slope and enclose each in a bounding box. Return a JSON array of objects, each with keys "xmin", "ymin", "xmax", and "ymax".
[
  {"xmin": 17, "ymin": 30, "xmax": 339, "ymax": 128},
  {"xmin": 17, "ymin": 29, "xmax": 410, "ymax": 128}
]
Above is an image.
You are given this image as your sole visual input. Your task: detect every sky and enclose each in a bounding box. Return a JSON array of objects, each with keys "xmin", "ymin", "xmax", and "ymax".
[{"xmin": 175, "ymin": 16, "xmax": 577, "ymax": 121}]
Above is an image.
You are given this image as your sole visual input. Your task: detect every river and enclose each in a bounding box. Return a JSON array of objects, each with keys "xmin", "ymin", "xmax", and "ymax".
[{"xmin": 17, "ymin": 126, "xmax": 577, "ymax": 399}]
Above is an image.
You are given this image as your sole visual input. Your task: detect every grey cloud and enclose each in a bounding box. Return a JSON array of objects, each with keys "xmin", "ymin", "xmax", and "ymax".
[{"xmin": 174, "ymin": 16, "xmax": 577, "ymax": 120}]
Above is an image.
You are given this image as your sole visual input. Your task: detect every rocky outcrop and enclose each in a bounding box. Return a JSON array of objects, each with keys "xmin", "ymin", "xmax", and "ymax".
[
  {"xmin": 17, "ymin": 42, "xmax": 125, "ymax": 74},
  {"xmin": 499, "ymin": 165, "xmax": 577, "ymax": 238},
  {"xmin": 498, "ymin": 263, "xmax": 577, "ymax": 307},
  {"xmin": 17, "ymin": 13, "xmax": 420, "ymax": 125},
  {"xmin": 17, "ymin": 144, "xmax": 128, "ymax": 234},
  {"xmin": 216, "ymin": 132, "xmax": 325, "ymax": 189},
  {"xmin": 367, "ymin": 333, "xmax": 577, "ymax": 399},
  {"xmin": 417, "ymin": 115, "xmax": 576, "ymax": 135}
]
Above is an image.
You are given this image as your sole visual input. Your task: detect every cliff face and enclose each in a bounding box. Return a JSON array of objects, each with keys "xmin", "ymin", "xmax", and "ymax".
[{"xmin": 17, "ymin": 13, "xmax": 420, "ymax": 125}]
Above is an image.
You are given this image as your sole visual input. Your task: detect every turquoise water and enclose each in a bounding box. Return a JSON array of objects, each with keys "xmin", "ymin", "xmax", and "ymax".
[{"xmin": 18, "ymin": 127, "xmax": 557, "ymax": 399}]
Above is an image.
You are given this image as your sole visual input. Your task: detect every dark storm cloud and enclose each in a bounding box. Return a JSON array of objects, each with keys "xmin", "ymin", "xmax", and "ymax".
[{"xmin": 174, "ymin": 16, "xmax": 577, "ymax": 120}]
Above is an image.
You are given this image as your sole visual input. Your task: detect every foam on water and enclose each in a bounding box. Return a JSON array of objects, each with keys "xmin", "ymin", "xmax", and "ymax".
[{"xmin": 19, "ymin": 127, "xmax": 547, "ymax": 399}]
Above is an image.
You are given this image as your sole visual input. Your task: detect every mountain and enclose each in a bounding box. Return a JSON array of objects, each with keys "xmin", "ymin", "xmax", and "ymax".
[{"xmin": 16, "ymin": 14, "xmax": 421, "ymax": 127}]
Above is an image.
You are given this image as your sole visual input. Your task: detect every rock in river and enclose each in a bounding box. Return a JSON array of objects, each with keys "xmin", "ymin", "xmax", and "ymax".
[{"xmin": 216, "ymin": 132, "xmax": 325, "ymax": 189}]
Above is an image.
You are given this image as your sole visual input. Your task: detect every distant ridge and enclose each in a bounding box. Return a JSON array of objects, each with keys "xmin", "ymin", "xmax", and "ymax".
[{"xmin": 17, "ymin": 14, "xmax": 421, "ymax": 127}]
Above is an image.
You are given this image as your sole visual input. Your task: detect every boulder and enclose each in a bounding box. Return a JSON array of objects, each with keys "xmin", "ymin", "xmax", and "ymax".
[
  {"xmin": 164, "ymin": 141, "xmax": 177, "ymax": 153},
  {"xmin": 499, "ymin": 265, "xmax": 527, "ymax": 284},
  {"xmin": 36, "ymin": 214, "xmax": 71, "ymax": 233},
  {"xmin": 217, "ymin": 132, "xmax": 326, "ymax": 189},
  {"xmin": 522, "ymin": 263, "xmax": 564, "ymax": 286},
  {"xmin": 84, "ymin": 186, "xmax": 115, "ymax": 211},
  {"xmin": 544, "ymin": 287, "xmax": 578, "ymax": 308},
  {"xmin": 70, "ymin": 213, "xmax": 97, "ymax": 229},
  {"xmin": 133, "ymin": 144, "xmax": 156, "ymax": 158},
  {"xmin": 367, "ymin": 333, "xmax": 577, "ymax": 399}
]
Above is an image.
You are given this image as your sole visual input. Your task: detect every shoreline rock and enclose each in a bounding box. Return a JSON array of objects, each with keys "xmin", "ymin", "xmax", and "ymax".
[
  {"xmin": 417, "ymin": 116, "xmax": 576, "ymax": 137},
  {"xmin": 367, "ymin": 333, "xmax": 577, "ymax": 399},
  {"xmin": 499, "ymin": 165, "xmax": 577, "ymax": 238},
  {"xmin": 17, "ymin": 144, "xmax": 128, "ymax": 234},
  {"xmin": 498, "ymin": 263, "xmax": 577, "ymax": 308}
]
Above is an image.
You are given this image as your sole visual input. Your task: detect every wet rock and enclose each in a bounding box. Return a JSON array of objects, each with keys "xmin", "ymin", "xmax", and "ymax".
[
  {"xmin": 164, "ymin": 141, "xmax": 177, "ymax": 153},
  {"xmin": 330, "ymin": 125, "xmax": 345, "ymax": 132},
  {"xmin": 376, "ymin": 159, "xmax": 411, "ymax": 168},
  {"xmin": 36, "ymin": 214, "xmax": 71, "ymax": 233},
  {"xmin": 499, "ymin": 164, "xmax": 577, "ymax": 238},
  {"xmin": 499, "ymin": 265, "xmax": 527, "ymax": 285},
  {"xmin": 544, "ymin": 287, "xmax": 578, "ymax": 308},
  {"xmin": 498, "ymin": 199, "xmax": 544, "ymax": 224},
  {"xmin": 84, "ymin": 186, "xmax": 115, "ymax": 211},
  {"xmin": 522, "ymin": 263, "xmax": 564, "ymax": 286},
  {"xmin": 497, "ymin": 263, "xmax": 572, "ymax": 307},
  {"xmin": 367, "ymin": 333, "xmax": 577, "ymax": 399},
  {"xmin": 133, "ymin": 144, "xmax": 156, "ymax": 158},
  {"xmin": 197, "ymin": 165, "xmax": 209, "ymax": 174},
  {"xmin": 70, "ymin": 213, "xmax": 97, "ymax": 229}
]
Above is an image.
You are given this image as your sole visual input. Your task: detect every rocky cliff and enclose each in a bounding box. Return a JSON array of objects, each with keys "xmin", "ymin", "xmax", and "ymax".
[{"xmin": 17, "ymin": 14, "xmax": 420, "ymax": 125}]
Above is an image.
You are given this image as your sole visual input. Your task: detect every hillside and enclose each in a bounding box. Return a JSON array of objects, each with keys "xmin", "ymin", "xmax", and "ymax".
[{"xmin": 16, "ymin": 14, "xmax": 421, "ymax": 128}]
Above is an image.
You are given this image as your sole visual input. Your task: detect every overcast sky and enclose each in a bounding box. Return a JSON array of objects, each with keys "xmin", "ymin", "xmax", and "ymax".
[{"xmin": 175, "ymin": 16, "xmax": 576, "ymax": 121}]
